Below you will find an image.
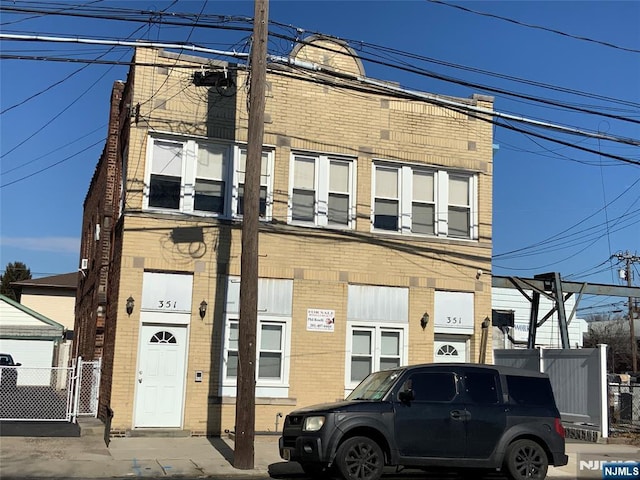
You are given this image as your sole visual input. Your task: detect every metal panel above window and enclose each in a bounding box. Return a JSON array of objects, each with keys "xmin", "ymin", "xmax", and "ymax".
[{"xmin": 347, "ymin": 284, "xmax": 409, "ymax": 323}]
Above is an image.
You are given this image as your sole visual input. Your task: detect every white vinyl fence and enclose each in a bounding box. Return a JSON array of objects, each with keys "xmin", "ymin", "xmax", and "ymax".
[{"xmin": 495, "ymin": 346, "xmax": 608, "ymax": 439}]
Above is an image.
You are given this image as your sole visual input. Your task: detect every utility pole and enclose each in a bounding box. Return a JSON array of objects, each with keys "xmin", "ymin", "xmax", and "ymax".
[
  {"xmin": 615, "ymin": 251, "xmax": 640, "ymax": 373},
  {"xmin": 234, "ymin": 0, "xmax": 268, "ymax": 470}
]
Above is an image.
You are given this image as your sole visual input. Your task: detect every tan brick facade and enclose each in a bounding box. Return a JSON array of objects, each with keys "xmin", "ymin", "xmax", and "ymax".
[{"xmin": 76, "ymin": 40, "xmax": 494, "ymax": 436}]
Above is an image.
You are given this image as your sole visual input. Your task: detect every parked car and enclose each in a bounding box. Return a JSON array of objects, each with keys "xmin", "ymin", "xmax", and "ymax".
[
  {"xmin": 279, "ymin": 363, "xmax": 568, "ymax": 480},
  {"xmin": 0, "ymin": 353, "xmax": 21, "ymax": 390}
]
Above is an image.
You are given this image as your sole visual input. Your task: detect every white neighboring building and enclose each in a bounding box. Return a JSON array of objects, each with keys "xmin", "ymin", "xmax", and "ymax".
[
  {"xmin": 492, "ymin": 286, "xmax": 588, "ymax": 350},
  {"xmin": 0, "ymin": 294, "xmax": 64, "ymax": 386}
]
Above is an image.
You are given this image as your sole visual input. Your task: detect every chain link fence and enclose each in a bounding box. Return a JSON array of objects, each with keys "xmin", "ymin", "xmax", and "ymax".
[
  {"xmin": 0, "ymin": 357, "xmax": 100, "ymax": 422},
  {"xmin": 74, "ymin": 358, "xmax": 101, "ymax": 417},
  {"xmin": 609, "ymin": 383, "xmax": 640, "ymax": 432}
]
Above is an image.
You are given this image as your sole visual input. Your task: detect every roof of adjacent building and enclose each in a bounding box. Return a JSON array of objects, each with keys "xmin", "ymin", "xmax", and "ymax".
[
  {"xmin": 11, "ymin": 272, "xmax": 78, "ymax": 291},
  {"xmin": 0, "ymin": 294, "xmax": 65, "ymax": 340}
]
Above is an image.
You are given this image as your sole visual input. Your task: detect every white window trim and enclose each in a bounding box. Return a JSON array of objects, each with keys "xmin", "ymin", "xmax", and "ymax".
[
  {"xmin": 232, "ymin": 145, "xmax": 274, "ymax": 220},
  {"xmin": 344, "ymin": 321, "xmax": 408, "ymax": 396},
  {"xmin": 288, "ymin": 151, "xmax": 357, "ymax": 230},
  {"xmin": 221, "ymin": 314, "xmax": 291, "ymax": 398},
  {"xmin": 371, "ymin": 161, "xmax": 479, "ymax": 240},
  {"xmin": 143, "ymin": 135, "xmax": 274, "ymax": 221}
]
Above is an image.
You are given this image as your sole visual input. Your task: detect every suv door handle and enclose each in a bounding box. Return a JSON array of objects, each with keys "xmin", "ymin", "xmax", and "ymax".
[{"xmin": 450, "ymin": 410, "xmax": 471, "ymax": 421}]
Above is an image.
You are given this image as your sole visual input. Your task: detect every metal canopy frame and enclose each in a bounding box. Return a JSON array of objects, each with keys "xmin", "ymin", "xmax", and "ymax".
[{"xmin": 492, "ymin": 273, "xmax": 640, "ymax": 349}]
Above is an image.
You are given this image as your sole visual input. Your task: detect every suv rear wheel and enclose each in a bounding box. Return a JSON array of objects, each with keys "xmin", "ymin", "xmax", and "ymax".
[
  {"xmin": 504, "ymin": 439, "xmax": 549, "ymax": 480},
  {"xmin": 335, "ymin": 436, "xmax": 384, "ymax": 480}
]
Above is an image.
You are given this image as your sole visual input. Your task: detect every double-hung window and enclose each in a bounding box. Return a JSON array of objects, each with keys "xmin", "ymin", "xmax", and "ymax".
[
  {"xmin": 346, "ymin": 285, "xmax": 408, "ymax": 394},
  {"xmin": 145, "ymin": 135, "xmax": 273, "ymax": 220},
  {"xmin": 237, "ymin": 149, "xmax": 269, "ymax": 218},
  {"xmin": 372, "ymin": 162, "xmax": 477, "ymax": 239},
  {"xmin": 292, "ymin": 155, "xmax": 316, "ymax": 222},
  {"xmin": 411, "ymin": 170, "xmax": 435, "ymax": 235},
  {"xmin": 149, "ymin": 140, "xmax": 183, "ymax": 210},
  {"xmin": 349, "ymin": 326, "xmax": 404, "ymax": 384},
  {"xmin": 448, "ymin": 175, "xmax": 471, "ymax": 238},
  {"xmin": 221, "ymin": 277, "xmax": 293, "ymax": 398},
  {"xmin": 224, "ymin": 319, "xmax": 287, "ymax": 382},
  {"xmin": 195, "ymin": 143, "xmax": 227, "ymax": 213},
  {"xmin": 373, "ymin": 167, "xmax": 399, "ymax": 230},
  {"xmin": 328, "ymin": 159, "xmax": 351, "ymax": 226},
  {"xmin": 290, "ymin": 152, "xmax": 355, "ymax": 229}
]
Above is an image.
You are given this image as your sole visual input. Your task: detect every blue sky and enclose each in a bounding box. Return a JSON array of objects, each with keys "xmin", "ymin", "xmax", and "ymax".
[{"xmin": 1, "ymin": 1, "xmax": 638, "ymax": 314}]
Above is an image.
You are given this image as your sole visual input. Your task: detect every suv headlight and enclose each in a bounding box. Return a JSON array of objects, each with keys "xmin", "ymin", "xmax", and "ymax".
[{"xmin": 303, "ymin": 416, "xmax": 325, "ymax": 432}]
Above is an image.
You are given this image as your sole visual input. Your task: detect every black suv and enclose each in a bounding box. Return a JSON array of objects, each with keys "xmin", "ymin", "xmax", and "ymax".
[{"xmin": 279, "ymin": 363, "xmax": 568, "ymax": 480}]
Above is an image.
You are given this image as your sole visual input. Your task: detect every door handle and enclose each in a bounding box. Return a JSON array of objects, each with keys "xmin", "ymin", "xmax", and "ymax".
[{"xmin": 450, "ymin": 409, "xmax": 470, "ymax": 420}]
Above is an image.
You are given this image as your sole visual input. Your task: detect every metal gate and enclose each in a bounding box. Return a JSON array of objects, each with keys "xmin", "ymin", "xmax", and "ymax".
[{"xmin": 0, "ymin": 357, "xmax": 100, "ymax": 422}]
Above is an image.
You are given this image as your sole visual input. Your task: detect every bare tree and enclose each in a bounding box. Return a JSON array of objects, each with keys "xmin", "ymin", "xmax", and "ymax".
[{"xmin": 584, "ymin": 314, "xmax": 634, "ymax": 373}]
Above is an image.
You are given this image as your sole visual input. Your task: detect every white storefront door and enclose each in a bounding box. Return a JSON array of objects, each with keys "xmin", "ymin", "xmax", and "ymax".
[
  {"xmin": 134, "ymin": 324, "xmax": 187, "ymax": 428},
  {"xmin": 433, "ymin": 335, "xmax": 468, "ymax": 363}
]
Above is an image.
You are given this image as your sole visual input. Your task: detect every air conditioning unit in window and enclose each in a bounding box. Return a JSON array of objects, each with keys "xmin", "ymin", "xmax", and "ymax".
[{"xmin": 80, "ymin": 258, "xmax": 89, "ymax": 270}]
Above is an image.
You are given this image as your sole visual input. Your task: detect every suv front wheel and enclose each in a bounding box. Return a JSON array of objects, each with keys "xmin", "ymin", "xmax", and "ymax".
[
  {"xmin": 335, "ymin": 436, "xmax": 384, "ymax": 480},
  {"xmin": 504, "ymin": 439, "xmax": 549, "ymax": 480}
]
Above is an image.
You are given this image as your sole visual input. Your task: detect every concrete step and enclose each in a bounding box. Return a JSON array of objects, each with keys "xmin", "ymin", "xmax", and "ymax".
[{"xmin": 77, "ymin": 417, "xmax": 105, "ymax": 437}]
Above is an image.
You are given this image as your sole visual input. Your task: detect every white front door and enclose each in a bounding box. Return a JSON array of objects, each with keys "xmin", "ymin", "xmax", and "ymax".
[
  {"xmin": 134, "ymin": 324, "xmax": 187, "ymax": 428},
  {"xmin": 433, "ymin": 336, "xmax": 468, "ymax": 363}
]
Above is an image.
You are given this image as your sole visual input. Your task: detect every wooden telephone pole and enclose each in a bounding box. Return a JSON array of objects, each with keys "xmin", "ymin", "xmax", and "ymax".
[
  {"xmin": 234, "ymin": 0, "xmax": 269, "ymax": 470},
  {"xmin": 615, "ymin": 251, "xmax": 639, "ymax": 373}
]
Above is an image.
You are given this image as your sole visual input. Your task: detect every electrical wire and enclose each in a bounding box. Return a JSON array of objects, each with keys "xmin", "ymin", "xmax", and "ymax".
[
  {"xmin": 427, "ymin": 0, "xmax": 640, "ymax": 54},
  {"xmin": 0, "ymin": 138, "xmax": 105, "ymax": 188}
]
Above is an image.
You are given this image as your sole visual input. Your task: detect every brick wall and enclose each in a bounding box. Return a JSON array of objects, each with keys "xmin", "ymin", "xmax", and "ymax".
[{"xmin": 83, "ymin": 44, "xmax": 494, "ymax": 435}]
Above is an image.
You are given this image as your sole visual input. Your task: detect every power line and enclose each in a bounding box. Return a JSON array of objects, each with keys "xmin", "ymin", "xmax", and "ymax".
[
  {"xmin": 3, "ymin": 4, "xmax": 639, "ymax": 115},
  {"xmin": 0, "ymin": 138, "xmax": 105, "ymax": 188},
  {"xmin": 4, "ymin": 32, "xmax": 638, "ymax": 149},
  {"xmin": 427, "ymin": 0, "xmax": 640, "ymax": 54}
]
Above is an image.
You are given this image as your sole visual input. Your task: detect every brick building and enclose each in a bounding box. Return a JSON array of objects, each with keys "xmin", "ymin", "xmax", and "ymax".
[{"xmin": 74, "ymin": 38, "xmax": 494, "ymax": 435}]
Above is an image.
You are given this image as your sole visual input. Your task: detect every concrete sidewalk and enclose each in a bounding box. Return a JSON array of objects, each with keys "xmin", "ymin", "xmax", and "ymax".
[
  {"xmin": 1, "ymin": 428, "xmax": 638, "ymax": 479},
  {"xmin": 0, "ymin": 434, "xmax": 290, "ymax": 478}
]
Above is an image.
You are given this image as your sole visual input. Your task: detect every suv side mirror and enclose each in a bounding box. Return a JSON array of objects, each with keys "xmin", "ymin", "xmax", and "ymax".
[{"xmin": 398, "ymin": 389, "xmax": 414, "ymax": 404}]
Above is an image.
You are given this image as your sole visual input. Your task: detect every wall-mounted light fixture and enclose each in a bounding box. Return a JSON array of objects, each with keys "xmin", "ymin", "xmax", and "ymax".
[
  {"xmin": 420, "ymin": 312, "xmax": 430, "ymax": 330},
  {"xmin": 126, "ymin": 296, "xmax": 135, "ymax": 316},
  {"xmin": 199, "ymin": 300, "xmax": 208, "ymax": 319}
]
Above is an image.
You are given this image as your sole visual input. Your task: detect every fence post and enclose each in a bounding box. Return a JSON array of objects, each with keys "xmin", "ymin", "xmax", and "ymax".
[
  {"xmin": 72, "ymin": 356, "xmax": 82, "ymax": 423},
  {"xmin": 598, "ymin": 344, "xmax": 609, "ymax": 439},
  {"xmin": 539, "ymin": 347, "xmax": 544, "ymax": 373}
]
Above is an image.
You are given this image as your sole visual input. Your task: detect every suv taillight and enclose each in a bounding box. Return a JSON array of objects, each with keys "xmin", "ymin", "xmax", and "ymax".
[{"xmin": 554, "ymin": 418, "xmax": 565, "ymax": 438}]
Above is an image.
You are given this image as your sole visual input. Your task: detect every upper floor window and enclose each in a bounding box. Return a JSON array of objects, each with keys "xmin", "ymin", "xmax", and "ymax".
[
  {"xmin": 289, "ymin": 152, "xmax": 356, "ymax": 229},
  {"xmin": 237, "ymin": 149, "xmax": 269, "ymax": 217},
  {"xmin": 195, "ymin": 143, "xmax": 227, "ymax": 214},
  {"xmin": 144, "ymin": 135, "xmax": 273, "ymax": 220},
  {"xmin": 372, "ymin": 162, "xmax": 477, "ymax": 240},
  {"xmin": 149, "ymin": 140, "xmax": 183, "ymax": 210},
  {"xmin": 448, "ymin": 175, "xmax": 471, "ymax": 238}
]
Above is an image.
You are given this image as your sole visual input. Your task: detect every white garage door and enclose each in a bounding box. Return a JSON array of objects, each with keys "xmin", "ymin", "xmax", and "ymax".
[{"xmin": 0, "ymin": 339, "xmax": 55, "ymax": 385}]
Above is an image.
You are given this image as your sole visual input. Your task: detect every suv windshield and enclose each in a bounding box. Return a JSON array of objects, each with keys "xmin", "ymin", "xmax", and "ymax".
[{"xmin": 346, "ymin": 368, "xmax": 403, "ymax": 401}]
